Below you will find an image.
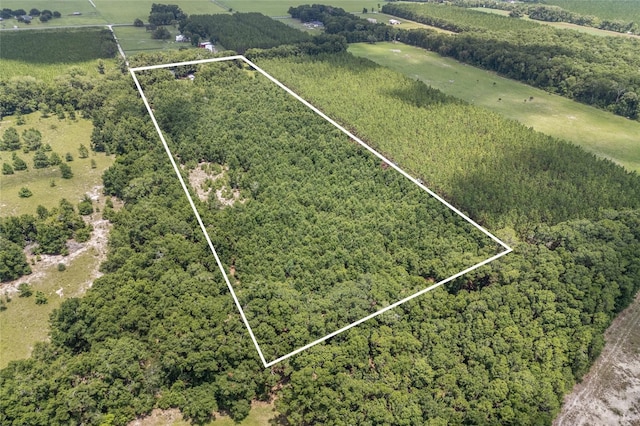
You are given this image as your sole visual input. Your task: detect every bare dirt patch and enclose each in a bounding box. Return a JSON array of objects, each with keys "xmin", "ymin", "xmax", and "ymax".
[
  {"xmin": 1, "ymin": 185, "xmax": 116, "ymax": 297},
  {"xmin": 186, "ymin": 162, "xmax": 244, "ymax": 207},
  {"xmin": 555, "ymin": 292, "xmax": 640, "ymax": 425}
]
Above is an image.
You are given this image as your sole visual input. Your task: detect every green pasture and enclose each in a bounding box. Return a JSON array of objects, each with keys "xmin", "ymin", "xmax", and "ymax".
[
  {"xmin": 218, "ymin": 0, "xmax": 380, "ymax": 16},
  {"xmin": 0, "ymin": 0, "xmax": 104, "ymax": 28},
  {"xmin": 92, "ymin": 0, "xmax": 228, "ymax": 24},
  {"xmin": 1, "ymin": 58, "xmax": 106, "ymax": 80},
  {"xmin": 0, "ymin": 250, "xmax": 101, "ymax": 368},
  {"xmin": 470, "ymin": 7, "xmax": 640, "ymax": 38},
  {"xmin": 360, "ymin": 12, "xmax": 455, "ymax": 32},
  {"xmin": 114, "ymin": 25, "xmax": 190, "ymax": 54},
  {"xmin": 0, "ymin": 113, "xmax": 114, "ymax": 217},
  {"xmin": 349, "ymin": 42, "xmax": 640, "ymax": 172}
]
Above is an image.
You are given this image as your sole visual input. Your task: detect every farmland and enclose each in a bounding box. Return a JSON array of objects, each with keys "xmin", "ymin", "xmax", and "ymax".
[
  {"xmin": 349, "ymin": 42, "xmax": 640, "ymax": 172},
  {"xmin": 543, "ymin": 0, "xmax": 640, "ymax": 23}
]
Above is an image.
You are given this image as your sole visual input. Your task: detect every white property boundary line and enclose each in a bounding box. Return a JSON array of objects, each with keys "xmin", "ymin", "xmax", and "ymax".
[{"xmin": 130, "ymin": 56, "xmax": 512, "ymax": 368}]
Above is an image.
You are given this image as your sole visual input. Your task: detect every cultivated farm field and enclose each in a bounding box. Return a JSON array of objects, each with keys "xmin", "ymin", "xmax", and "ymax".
[
  {"xmin": 349, "ymin": 42, "xmax": 640, "ymax": 172},
  {"xmin": 216, "ymin": 0, "xmax": 380, "ymax": 15}
]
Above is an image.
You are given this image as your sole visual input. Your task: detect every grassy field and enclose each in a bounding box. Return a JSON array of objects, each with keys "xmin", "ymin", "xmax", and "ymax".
[
  {"xmin": 349, "ymin": 42, "xmax": 640, "ymax": 172},
  {"xmin": 470, "ymin": 7, "xmax": 640, "ymax": 38},
  {"xmin": 0, "ymin": 58, "xmax": 107, "ymax": 80},
  {"xmin": 0, "ymin": 113, "xmax": 114, "ymax": 217},
  {"xmin": 217, "ymin": 0, "xmax": 381, "ymax": 15},
  {"xmin": 0, "ymin": 250, "xmax": 101, "ymax": 368},
  {"xmin": 93, "ymin": 0, "xmax": 228, "ymax": 24},
  {"xmin": 361, "ymin": 11, "xmax": 455, "ymax": 32},
  {"xmin": 114, "ymin": 25, "xmax": 190, "ymax": 54},
  {"xmin": 0, "ymin": 0, "xmax": 105, "ymax": 28}
]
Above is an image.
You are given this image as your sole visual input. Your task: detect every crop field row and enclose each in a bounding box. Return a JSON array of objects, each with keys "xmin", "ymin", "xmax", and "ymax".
[{"xmin": 349, "ymin": 42, "xmax": 640, "ymax": 172}]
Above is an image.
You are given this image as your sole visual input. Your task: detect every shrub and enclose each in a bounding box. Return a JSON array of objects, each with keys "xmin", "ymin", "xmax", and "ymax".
[
  {"xmin": 60, "ymin": 163, "xmax": 73, "ymax": 179},
  {"xmin": 18, "ymin": 187, "xmax": 33, "ymax": 198},
  {"xmin": 57, "ymin": 263, "xmax": 66, "ymax": 272},
  {"xmin": 2, "ymin": 163, "xmax": 14, "ymax": 175},
  {"xmin": 35, "ymin": 291, "xmax": 48, "ymax": 305},
  {"xmin": 18, "ymin": 283, "xmax": 32, "ymax": 298}
]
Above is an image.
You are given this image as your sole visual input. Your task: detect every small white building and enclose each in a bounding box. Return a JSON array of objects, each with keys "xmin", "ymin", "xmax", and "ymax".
[
  {"xmin": 389, "ymin": 19, "xmax": 401, "ymax": 25},
  {"xmin": 367, "ymin": 18, "xmax": 377, "ymax": 24},
  {"xmin": 198, "ymin": 41, "xmax": 214, "ymax": 52},
  {"xmin": 176, "ymin": 34, "xmax": 189, "ymax": 42}
]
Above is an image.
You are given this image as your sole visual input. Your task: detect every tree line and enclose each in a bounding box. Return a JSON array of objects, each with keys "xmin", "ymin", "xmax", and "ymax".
[{"xmin": 382, "ymin": 2, "xmax": 640, "ymax": 119}]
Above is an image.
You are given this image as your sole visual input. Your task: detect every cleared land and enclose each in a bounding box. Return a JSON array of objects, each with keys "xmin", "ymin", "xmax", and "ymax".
[
  {"xmin": 554, "ymin": 293, "xmax": 640, "ymax": 425},
  {"xmin": 470, "ymin": 7, "xmax": 640, "ymax": 38},
  {"xmin": 114, "ymin": 26, "xmax": 187, "ymax": 54},
  {"xmin": 0, "ymin": 0, "xmax": 104, "ymax": 28},
  {"xmin": 543, "ymin": 0, "xmax": 640, "ymax": 24},
  {"xmin": 0, "ymin": 113, "xmax": 114, "ymax": 217},
  {"xmin": 349, "ymin": 42, "xmax": 640, "ymax": 172},
  {"xmin": 92, "ymin": 0, "xmax": 228, "ymax": 24},
  {"xmin": 129, "ymin": 403, "xmax": 275, "ymax": 426},
  {"xmin": 360, "ymin": 11, "xmax": 455, "ymax": 32},
  {"xmin": 217, "ymin": 0, "xmax": 380, "ymax": 16}
]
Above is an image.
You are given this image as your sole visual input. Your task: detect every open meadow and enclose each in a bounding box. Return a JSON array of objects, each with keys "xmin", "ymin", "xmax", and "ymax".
[
  {"xmin": 92, "ymin": 0, "xmax": 228, "ymax": 24},
  {"xmin": 216, "ymin": 0, "xmax": 380, "ymax": 15},
  {"xmin": 0, "ymin": 250, "xmax": 101, "ymax": 368},
  {"xmin": 470, "ymin": 7, "xmax": 640, "ymax": 38},
  {"xmin": 0, "ymin": 0, "xmax": 104, "ymax": 28},
  {"xmin": 0, "ymin": 113, "xmax": 114, "ymax": 216},
  {"xmin": 349, "ymin": 42, "xmax": 640, "ymax": 172},
  {"xmin": 544, "ymin": 0, "xmax": 640, "ymax": 23},
  {"xmin": 114, "ymin": 25, "xmax": 188, "ymax": 54}
]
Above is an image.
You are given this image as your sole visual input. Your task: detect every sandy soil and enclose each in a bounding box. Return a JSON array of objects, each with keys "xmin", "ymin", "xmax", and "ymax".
[
  {"xmin": 1, "ymin": 185, "xmax": 114, "ymax": 297},
  {"xmin": 555, "ymin": 292, "xmax": 640, "ymax": 425},
  {"xmin": 187, "ymin": 162, "xmax": 243, "ymax": 206}
]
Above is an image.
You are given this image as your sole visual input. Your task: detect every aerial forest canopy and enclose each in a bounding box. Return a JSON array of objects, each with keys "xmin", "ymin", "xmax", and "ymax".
[
  {"xmin": 1, "ymin": 12, "xmax": 640, "ymax": 426},
  {"xmin": 136, "ymin": 59, "xmax": 504, "ymax": 360}
]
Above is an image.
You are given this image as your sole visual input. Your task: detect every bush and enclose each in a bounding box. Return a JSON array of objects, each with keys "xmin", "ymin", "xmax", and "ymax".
[
  {"xmin": 2, "ymin": 163, "xmax": 14, "ymax": 175},
  {"xmin": 18, "ymin": 187, "xmax": 33, "ymax": 198},
  {"xmin": 12, "ymin": 153, "xmax": 27, "ymax": 171},
  {"xmin": 57, "ymin": 263, "xmax": 66, "ymax": 272},
  {"xmin": 35, "ymin": 291, "xmax": 48, "ymax": 305},
  {"xmin": 60, "ymin": 163, "xmax": 73, "ymax": 179},
  {"xmin": 65, "ymin": 152, "xmax": 73, "ymax": 162},
  {"xmin": 18, "ymin": 283, "xmax": 32, "ymax": 298}
]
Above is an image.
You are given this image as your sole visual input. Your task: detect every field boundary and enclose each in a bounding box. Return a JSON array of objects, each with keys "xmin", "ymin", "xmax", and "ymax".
[{"xmin": 130, "ymin": 55, "xmax": 512, "ymax": 367}]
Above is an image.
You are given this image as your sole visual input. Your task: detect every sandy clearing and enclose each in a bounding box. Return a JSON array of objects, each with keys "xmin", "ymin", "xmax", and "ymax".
[{"xmin": 555, "ymin": 292, "xmax": 640, "ymax": 425}]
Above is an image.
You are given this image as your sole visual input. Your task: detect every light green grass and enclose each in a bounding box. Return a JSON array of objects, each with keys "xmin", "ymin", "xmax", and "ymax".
[
  {"xmin": 0, "ymin": 250, "xmax": 101, "ymax": 368},
  {"xmin": 349, "ymin": 42, "xmax": 640, "ymax": 172},
  {"xmin": 219, "ymin": 0, "xmax": 381, "ymax": 16},
  {"xmin": 114, "ymin": 25, "xmax": 191, "ymax": 54},
  {"xmin": 0, "ymin": 58, "xmax": 107, "ymax": 80},
  {"xmin": 0, "ymin": 0, "xmax": 105, "ymax": 28},
  {"xmin": 92, "ymin": 0, "xmax": 228, "ymax": 24},
  {"xmin": 361, "ymin": 11, "xmax": 455, "ymax": 32},
  {"xmin": 133, "ymin": 404, "xmax": 276, "ymax": 426},
  {"xmin": 470, "ymin": 7, "xmax": 640, "ymax": 38},
  {"xmin": 0, "ymin": 113, "xmax": 114, "ymax": 217}
]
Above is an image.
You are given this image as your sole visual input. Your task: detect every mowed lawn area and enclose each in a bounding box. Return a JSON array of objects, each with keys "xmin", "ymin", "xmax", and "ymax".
[{"xmin": 349, "ymin": 42, "xmax": 640, "ymax": 172}]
